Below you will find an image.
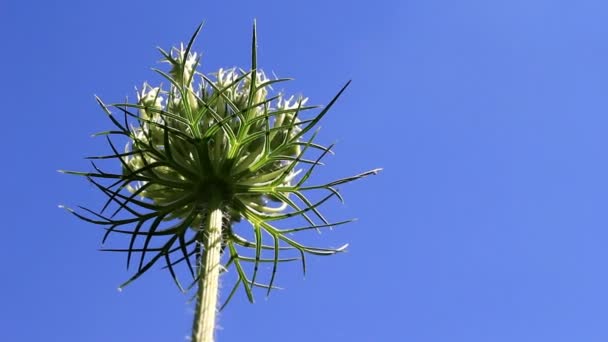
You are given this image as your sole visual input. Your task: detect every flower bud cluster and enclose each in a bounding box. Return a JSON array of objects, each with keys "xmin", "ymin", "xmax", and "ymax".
[{"xmin": 123, "ymin": 45, "xmax": 307, "ymax": 220}]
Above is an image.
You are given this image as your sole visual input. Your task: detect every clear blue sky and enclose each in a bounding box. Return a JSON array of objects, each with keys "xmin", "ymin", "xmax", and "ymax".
[{"xmin": 2, "ymin": 0, "xmax": 608, "ymax": 341}]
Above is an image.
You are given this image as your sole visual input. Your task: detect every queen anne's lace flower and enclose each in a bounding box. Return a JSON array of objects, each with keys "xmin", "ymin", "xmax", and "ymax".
[{"xmin": 62, "ymin": 23, "xmax": 380, "ymax": 308}]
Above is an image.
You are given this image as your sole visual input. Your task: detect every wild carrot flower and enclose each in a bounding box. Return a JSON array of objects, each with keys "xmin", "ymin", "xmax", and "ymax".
[{"xmin": 61, "ymin": 22, "xmax": 380, "ymax": 342}]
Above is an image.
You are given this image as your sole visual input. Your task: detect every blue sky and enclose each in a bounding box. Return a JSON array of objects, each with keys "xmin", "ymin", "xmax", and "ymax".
[{"xmin": 2, "ymin": 0, "xmax": 608, "ymax": 341}]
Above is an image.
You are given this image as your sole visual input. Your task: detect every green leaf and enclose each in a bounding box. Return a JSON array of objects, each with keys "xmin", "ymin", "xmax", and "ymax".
[{"xmin": 292, "ymin": 80, "xmax": 351, "ymax": 141}]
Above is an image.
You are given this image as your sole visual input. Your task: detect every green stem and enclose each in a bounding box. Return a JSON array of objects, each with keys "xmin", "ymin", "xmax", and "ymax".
[{"xmin": 192, "ymin": 200, "xmax": 224, "ymax": 342}]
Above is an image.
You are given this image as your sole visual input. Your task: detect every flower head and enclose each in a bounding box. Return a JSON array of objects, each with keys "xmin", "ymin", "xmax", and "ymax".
[{"xmin": 61, "ymin": 22, "xmax": 380, "ymax": 306}]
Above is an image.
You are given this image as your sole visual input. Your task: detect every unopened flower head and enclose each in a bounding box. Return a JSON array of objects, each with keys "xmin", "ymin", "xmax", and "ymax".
[
  {"xmin": 62, "ymin": 23, "xmax": 380, "ymax": 305},
  {"xmin": 166, "ymin": 43, "xmax": 199, "ymax": 86}
]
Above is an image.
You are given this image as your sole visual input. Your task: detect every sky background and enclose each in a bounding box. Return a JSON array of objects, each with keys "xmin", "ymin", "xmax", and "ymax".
[{"xmin": 2, "ymin": 0, "xmax": 608, "ymax": 341}]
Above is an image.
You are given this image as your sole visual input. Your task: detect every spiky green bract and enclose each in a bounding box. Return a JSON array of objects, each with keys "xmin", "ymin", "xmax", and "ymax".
[{"xmin": 61, "ymin": 22, "xmax": 381, "ymax": 306}]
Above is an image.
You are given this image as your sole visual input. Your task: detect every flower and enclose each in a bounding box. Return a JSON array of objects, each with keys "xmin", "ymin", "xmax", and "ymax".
[
  {"xmin": 61, "ymin": 22, "xmax": 381, "ymax": 307},
  {"xmin": 166, "ymin": 43, "xmax": 199, "ymax": 86}
]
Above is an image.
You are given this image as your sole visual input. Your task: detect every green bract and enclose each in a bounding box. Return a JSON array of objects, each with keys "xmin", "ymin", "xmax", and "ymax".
[{"xmin": 62, "ymin": 23, "xmax": 380, "ymax": 307}]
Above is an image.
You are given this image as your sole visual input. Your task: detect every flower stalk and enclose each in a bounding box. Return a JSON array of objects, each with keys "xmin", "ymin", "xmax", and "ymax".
[{"xmin": 192, "ymin": 198, "xmax": 223, "ymax": 342}]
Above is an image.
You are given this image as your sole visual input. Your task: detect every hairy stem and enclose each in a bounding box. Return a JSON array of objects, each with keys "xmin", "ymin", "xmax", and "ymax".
[{"xmin": 192, "ymin": 200, "xmax": 223, "ymax": 342}]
